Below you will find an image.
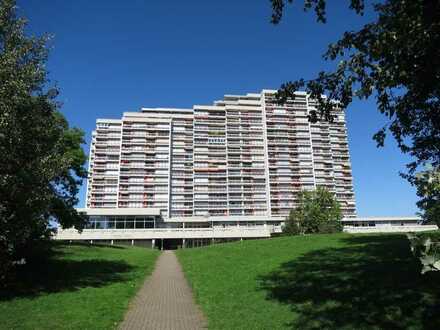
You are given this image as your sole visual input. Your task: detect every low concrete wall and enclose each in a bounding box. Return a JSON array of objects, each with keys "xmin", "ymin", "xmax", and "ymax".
[
  {"xmin": 344, "ymin": 225, "xmax": 438, "ymax": 233},
  {"xmin": 54, "ymin": 226, "xmax": 272, "ymax": 241}
]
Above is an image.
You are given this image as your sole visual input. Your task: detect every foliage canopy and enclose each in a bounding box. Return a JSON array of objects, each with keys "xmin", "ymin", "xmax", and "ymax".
[
  {"xmin": 270, "ymin": 0, "xmax": 440, "ymax": 221},
  {"xmin": 283, "ymin": 187, "xmax": 342, "ymax": 235},
  {"xmin": 0, "ymin": 0, "xmax": 87, "ymax": 282}
]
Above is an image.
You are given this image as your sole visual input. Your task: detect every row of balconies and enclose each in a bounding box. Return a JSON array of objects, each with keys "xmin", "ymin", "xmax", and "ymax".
[
  {"xmin": 193, "ymin": 143, "xmax": 225, "ymax": 149},
  {"xmin": 121, "ymin": 126, "xmax": 170, "ymax": 132},
  {"xmin": 193, "ymin": 210, "xmax": 227, "ymax": 216},
  {"xmin": 269, "ymin": 186, "xmax": 310, "ymax": 192},
  {"xmin": 192, "ymin": 191, "xmax": 227, "ymax": 196},
  {"xmin": 227, "ymin": 161, "xmax": 265, "ymax": 166},
  {"xmin": 121, "ymin": 147, "xmax": 170, "ymax": 153},
  {"xmin": 266, "ymin": 120, "xmax": 309, "ymax": 126},
  {"xmin": 93, "ymin": 142, "xmax": 121, "ymax": 148},
  {"xmin": 227, "ymin": 121, "xmax": 262, "ymax": 127},
  {"xmin": 170, "ymin": 206, "xmax": 193, "ymax": 211},
  {"xmin": 118, "ymin": 176, "xmax": 168, "ymax": 182},
  {"xmin": 228, "ymin": 203, "xmax": 268, "ymax": 209},
  {"xmin": 171, "ymin": 191, "xmax": 194, "ymax": 196},
  {"xmin": 121, "ymin": 141, "xmax": 171, "ymax": 147},
  {"xmin": 225, "ymin": 128, "xmax": 262, "ymax": 134},
  {"xmin": 119, "ymin": 171, "xmax": 168, "ymax": 177},
  {"xmin": 89, "ymin": 196, "xmax": 118, "ymax": 202},
  {"xmin": 269, "ymin": 151, "xmax": 311, "ymax": 160},
  {"xmin": 192, "ymin": 170, "xmax": 227, "ymax": 176},
  {"xmin": 268, "ymin": 151, "xmax": 312, "ymax": 158},
  {"xmin": 96, "ymin": 125, "xmax": 121, "ymax": 131},
  {"xmin": 265, "ymin": 103, "xmax": 308, "ymax": 108},
  {"xmin": 228, "ymin": 188, "xmax": 266, "ymax": 193},
  {"xmin": 92, "ymin": 169, "xmax": 119, "ymax": 175},
  {"xmin": 122, "ymin": 132, "xmax": 169, "ymax": 137},
  {"xmin": 227, "ymin": 150, "xmax": 264, "ymax": 155},
  {"xmin": 228, "ymin": 143, "xmax": 265, "ymax": 148},
  {"xmin": 267, "ymin": 143, "xmax": 311, "ymax": 151},
  {"xmin": 123, "ymin": 123, "xmax": 170, "ymax": 129},
  {"xmin": 120, "ymin": 156, "xmax": 170, "ymax": 162},
  {"xmin": 227, "ymin": 161, "xmax": 264, "ymax": 166},
  {"xmin": 172, "ymin": 135, "xmax": 194, "ymax": 141},
  {"xmin": 193, "ymin": 181, "xmax": 227, "ymax": 186},
  {"xmin": 171, "ymin": 174, "xmax": 193, "ymax": 179},
  {"xmin": 227, "ymin": 135, "xmax": 264, "ymax": 140},
  {"xmin": 266, "ymin": 130, "xmax": 310, "ymax": 137},
  {"xmin": 193, "ymin": 135, "xmax": 226, "ymax": 140},
  {"xmin": 120, "ymin": 162, "xmax": 168, "ymax": 167},
  {"xmin": 265, "ymin": 114, "xmax": 308, "ymax": 120},
  {"xmin": 194, "ymin": 110, "xmax": 225, "ymax": 116},
  {"xmin": 228, "ymin": 182, "xmax": 266, "ymax": 187},
  {"xmin": 228, "ymin": 173, "xmax": 265, "ymax": 178},
  {"xmin": 227, "ymin": 127, "xmax": 263, "ymax": 132},
  {"xmin": 226, "ymin": 113, "xmax": 262, "ymax": 119},
  {"xmin": 228, "ymin": 197, "xmax": 267, "ymax": 202},
  {"xmin": 194, "ymin": 202, "xmax": 229, "ymax": 208},
  {"xmin": 88, "ymin": 203, "xmax": 117, "ymax": 208},
  {"xmin": 266, "ymin": 117, "xmax": 307, "ymax": 125},
  {"xmin": 171, "ymin": 164, "xmax": 193, "ymax": 170},
  {"xmin": 118, "ymin": 203, "xmax": 167, "ymax": 209},
  {"xmin": 268, "ymin": 160, "xmax": 312, "ymax": 167},
  {"xmin": 269, "ymin": 174, "xmax": 313, "ymax": 180},
  {"xmin": 119, "ymin": 189, "xmax": 168, "ymax": 194},
  {"xmin": 267, "ymin": 138, "xmax": 310, "ymax": 145},
  {"xmin": 93, "ymin": 158, "xmax": 120, "ymax": 164},
  {"xmin": 95, "ymin": 134, "xmax": 121, "ymax": 140},
  {"xmin": 118, "ymin": 197, "xmax": 168, "ymax": 203},
  {"xmin": 92, "ymin": 144, "xmax": 120, "ymax": 150},
  {"xmin": 226, "ymin": 119, "xmax": 262, "ymax": 124},
  {"xmin": 89, "ymin": 190, "xmax": 117, "ymax": 195},
  {"xmin": 194, "ymin": 185, "xmax": 265, "ymax": 191},
  {"xmin": 194, "ymin": 199, "xmax": 227, "ymax": 204},
  {"xmin": 193, "ymin": 161, "xmax": 226, "ymax": 166},
  {"xmin": 194, "ymin": 119, "xmax": 225, "ymax": 125}
]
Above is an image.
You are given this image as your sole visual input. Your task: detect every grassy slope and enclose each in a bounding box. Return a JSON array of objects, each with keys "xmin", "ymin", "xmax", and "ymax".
[
  {"xmin": 0, "ymin": 244, "xmax": 159, "ymax": 330},
  {"xmin": 177, "ymin": 233, "xmax": 440, "ymax": 330}
]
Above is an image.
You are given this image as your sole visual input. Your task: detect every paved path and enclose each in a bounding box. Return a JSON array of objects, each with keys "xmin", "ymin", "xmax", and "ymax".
[{"xmin": 119, "ymin": 251, "xmax": 207, "ymax": 330}]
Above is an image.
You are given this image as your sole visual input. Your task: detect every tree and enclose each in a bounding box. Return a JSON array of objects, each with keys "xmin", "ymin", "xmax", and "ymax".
[
  {"xmin": 270, "ymin": 0, "xmax": 440, "ymax": 221},
  {"xmin": 283, "ymin": 187, "xmax": 342, "ymax": 235},
  {"xmin": 414, "ymin": 165, "xmax": 440, "ymax": 226},
  {"xmin": 0, "ymin": 0, "xmax": 87, "ymax": 283}
]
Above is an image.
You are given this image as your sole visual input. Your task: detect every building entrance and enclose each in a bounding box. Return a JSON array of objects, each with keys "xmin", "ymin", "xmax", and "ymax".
[{"xmin": 160, "ymin": 239, "xmax": 183, "ymax": 250}]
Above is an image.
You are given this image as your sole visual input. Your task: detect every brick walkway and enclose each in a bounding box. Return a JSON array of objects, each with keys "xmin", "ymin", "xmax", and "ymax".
[{"xmin": 119, "ymin": 250, "xmax": 207, "ymax": 330}]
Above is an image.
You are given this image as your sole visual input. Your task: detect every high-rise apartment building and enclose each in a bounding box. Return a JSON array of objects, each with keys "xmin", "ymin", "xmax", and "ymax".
[{"xmin": 85, "ymin": 89, "xmax": 356, "ymax": 219}]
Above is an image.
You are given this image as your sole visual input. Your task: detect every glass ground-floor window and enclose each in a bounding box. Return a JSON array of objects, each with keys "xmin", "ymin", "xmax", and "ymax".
[{"xmin": 85, "ymin": 215, "xmax": 157, "ymax": 229}]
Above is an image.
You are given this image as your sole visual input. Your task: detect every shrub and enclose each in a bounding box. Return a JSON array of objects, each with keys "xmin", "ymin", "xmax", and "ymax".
[{"xmin": 407, "ymin": 232, "xmax": 440, "ymax": 274}]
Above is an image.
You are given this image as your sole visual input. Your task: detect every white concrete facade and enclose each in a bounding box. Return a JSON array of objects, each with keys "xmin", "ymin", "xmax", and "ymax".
[
  {"xmin": 342, "ymin": 216, "xmax": 438, "ymax": 233},
  {"xmin": 63, "ymin": 90, "xmax": 358, "ymax": 243},
  {"xmin": 85, "ymin": 90, "xmax": 356, "ymax": 221},
  {"xmin": 56, "ymin": 227, "xmax": 275, "ymax": 241}
]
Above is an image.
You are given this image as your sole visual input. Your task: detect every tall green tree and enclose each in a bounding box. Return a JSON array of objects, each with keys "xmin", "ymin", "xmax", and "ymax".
[
  {"xmin": 270, "ymin": 0, "xmax": 440, "ymax": 221},
  {"xmin": 414, "ymin": 166, "xmax": 440, "ymax": 226},
  {"xmin": 0, "ymin": 0, "xmax": 87, "ymax": 282},
  {"xmin": 283, "ymin": 187, "xmax": 342, "ymax": 235}
]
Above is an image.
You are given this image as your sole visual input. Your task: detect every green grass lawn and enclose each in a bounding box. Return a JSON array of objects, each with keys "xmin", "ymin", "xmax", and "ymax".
[
  {"xmin": 177, "ymin": 233, "xmax": 440, "ymax": 329},
  {"xmin": 0, "ymin": 243, "xmax": 159, "ymax": 330}
]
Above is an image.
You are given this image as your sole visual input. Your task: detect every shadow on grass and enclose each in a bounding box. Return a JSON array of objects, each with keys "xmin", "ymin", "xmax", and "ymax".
[
  {"xmin": 259, "ymin": 234, "xmax": 440, "ymax": 329},
  {"xmin": 1, "ymin": 250, "xmax": 133, "ymax": 301},
  {"xmin": 53, "ymin": 241, "xmax": 127, "ymax": 249}
]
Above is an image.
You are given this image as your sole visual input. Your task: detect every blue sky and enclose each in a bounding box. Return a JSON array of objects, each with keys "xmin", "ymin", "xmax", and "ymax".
[{"xmin": 22, "ymin": 0, "xmax": 418, "ymax": 216}]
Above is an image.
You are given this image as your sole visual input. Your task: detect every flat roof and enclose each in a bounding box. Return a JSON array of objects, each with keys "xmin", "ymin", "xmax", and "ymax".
[{"xmin": 342, "ymin": 216, "xmax": 421, "ymax": 222}]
